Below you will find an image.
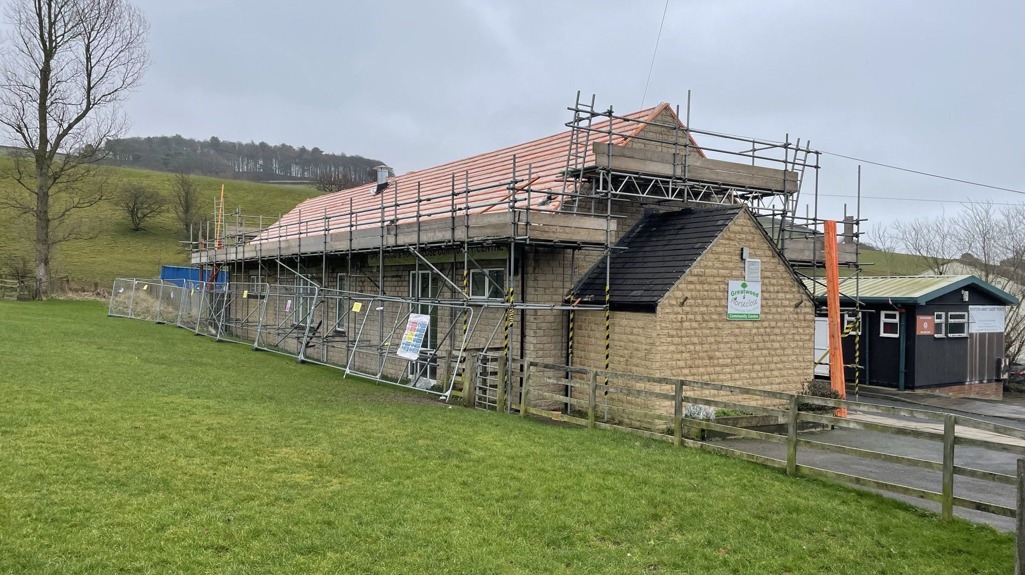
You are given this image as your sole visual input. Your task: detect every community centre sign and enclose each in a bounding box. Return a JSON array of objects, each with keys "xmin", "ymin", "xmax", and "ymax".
[{"xmin": 727, "ymin": 280, "xmax": 761, "ymax": 320}]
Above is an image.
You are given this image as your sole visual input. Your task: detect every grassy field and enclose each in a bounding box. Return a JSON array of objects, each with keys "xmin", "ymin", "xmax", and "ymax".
[
  {"xmin": 0, "ymin": 160, "xmax": 319, "ymax": 288},
  {"xmin": 0, "ymin": 300, "xmax": 1013, "ymax": 574}
]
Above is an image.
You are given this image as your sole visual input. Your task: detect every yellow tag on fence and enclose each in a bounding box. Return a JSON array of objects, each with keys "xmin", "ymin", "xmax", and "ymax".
[
  {"xmin": 142, "ymin": 284, "xmax": 147, "ymax": 290},
  {"xmin": 352, "ymin": 301, "xmax": 363, "ymax": 313},
  {"xmin": 242, "ymin": 290, "xmax": 248, "ymax": 299}
]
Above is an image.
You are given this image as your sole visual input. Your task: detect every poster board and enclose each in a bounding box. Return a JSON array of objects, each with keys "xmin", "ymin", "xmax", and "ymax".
[
  {"xmin": 969, "ymin": 306, "xmax": 1005, "ymax": 333},
  {"xmin": 397, "ymin": 313, "xmax": 431, "ymax": 360}
]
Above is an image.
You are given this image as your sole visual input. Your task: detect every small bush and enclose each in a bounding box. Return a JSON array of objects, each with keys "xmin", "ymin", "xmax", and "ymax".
[{"xmin": 800, "ymin": 380, "xmax": 841, "ymax": 412}]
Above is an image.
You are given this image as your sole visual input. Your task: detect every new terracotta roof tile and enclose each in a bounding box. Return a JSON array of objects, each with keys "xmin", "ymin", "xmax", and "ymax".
[{"xmin": 255, "ymin": 103, "xmax": 701, "ymax": 243}]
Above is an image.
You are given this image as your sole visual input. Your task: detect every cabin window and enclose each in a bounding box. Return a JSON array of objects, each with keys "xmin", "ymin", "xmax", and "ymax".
[
  {"xmin": 947, "ymin": 312, "xmax": 968, "ymax": 337},
  {"xmin": 934, "ymin": 312, "xmax": 945, "ymax": 338},
  {"xmin": 880, "ymin": 311, "xmax": 900, "ymax": 338},
  {"xmin": 470, "ymin": 269, "xmax": 506, "ymax": 300}
]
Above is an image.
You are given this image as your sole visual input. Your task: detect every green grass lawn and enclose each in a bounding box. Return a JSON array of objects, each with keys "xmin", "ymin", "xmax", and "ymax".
[
  {"xmin": 0, "ymin": 301, "xmax": 1014, "ymax": 574},
  {"xmin": 0, "ymin": 161, "xmax": 319, "ymax": 288}
]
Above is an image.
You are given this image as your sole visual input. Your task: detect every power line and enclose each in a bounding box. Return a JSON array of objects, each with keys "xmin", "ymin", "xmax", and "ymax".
[
  {"xmin": 820, "ymin": 193, "xmax": 1022, "ymax": 206},
  {"xmin": 640, "ymin": 0, "xmax": 670, "ymax": 109},
  {"xmin": 694, "ymin": 126, "xmax": 1024, "ymax": 195},
  {"xmin": 821, "ymin": 151, "xmax": 1025, "ymax": 195}
]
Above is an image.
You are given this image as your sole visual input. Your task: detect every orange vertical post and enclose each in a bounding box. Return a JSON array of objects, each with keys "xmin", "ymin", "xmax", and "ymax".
[{"xmin": 823, "ymin": 219, "xmax": 847, "ymax": 417}]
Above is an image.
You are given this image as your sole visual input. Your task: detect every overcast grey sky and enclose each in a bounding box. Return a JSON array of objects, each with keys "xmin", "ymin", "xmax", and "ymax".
[{"xmin": 128, "ymin": 0, "xmax": 1023, "ymax": 233}]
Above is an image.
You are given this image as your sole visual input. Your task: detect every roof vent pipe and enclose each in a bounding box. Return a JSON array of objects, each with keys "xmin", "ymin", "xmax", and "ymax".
[{"xmin": 374, "ymin": 165, "xmax": 390, "ymax": 194}]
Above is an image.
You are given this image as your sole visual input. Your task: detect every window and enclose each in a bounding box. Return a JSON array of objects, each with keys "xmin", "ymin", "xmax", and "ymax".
[
  {"xmin": 880, "ymin": 311, "xmax": 900, "ymax": 338},
  {"xmin": 470, "ymin": 269, "xmax": 506, "ymax": 300},
  {"xmin": 934, "ymin": 312, "xmax": 945, "ymax": 338},
  {"xmin": 947, "ymin": 312, "xmax": 968, "ymax": 337},
  {"xmin": 293, "ymin": 276, "xmax": 316, "ymax": 326},
  {"xmin": 334, "ymin": 274, "xmax": 348, "ymax": 334}
]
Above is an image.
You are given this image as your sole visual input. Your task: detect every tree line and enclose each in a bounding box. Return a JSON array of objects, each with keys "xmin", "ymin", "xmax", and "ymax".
[{"xmin": 103, "ymin": 135, "xmax": 387, "ymax": 188}]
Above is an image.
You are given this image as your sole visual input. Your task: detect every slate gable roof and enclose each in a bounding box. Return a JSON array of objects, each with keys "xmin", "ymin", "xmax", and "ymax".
[{"xmin": 573, "ymin": 204, "xmax": 744, "ymax": 312}]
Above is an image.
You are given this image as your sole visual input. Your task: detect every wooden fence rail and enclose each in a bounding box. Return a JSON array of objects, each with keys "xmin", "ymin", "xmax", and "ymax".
[{"xmin": 520, "ymin": 361, "xmax": 1021, "ymax": 523}]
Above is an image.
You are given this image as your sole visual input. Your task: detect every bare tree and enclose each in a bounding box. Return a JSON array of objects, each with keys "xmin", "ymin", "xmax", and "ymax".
[
  {"xmin": 892, "ymin": 214, "xmax": 961, "ymax": 274},
  {"xmin": 313, "ymin": 171, "xmax": 359, "ymax": 193},
  {"xmin": 866, "ymin": 223, "xmax": 900, "ymax": 275},
  {"xmin": 172, "ymin": 172, "xmax": 200, "ymax": 239},
  {"xmin": 116, "ymin": 182, "xmax": 164, "ymax": 231},
  {"xmin": 0, "ymin": 0, "xmax": 148, "ymax": 298}
]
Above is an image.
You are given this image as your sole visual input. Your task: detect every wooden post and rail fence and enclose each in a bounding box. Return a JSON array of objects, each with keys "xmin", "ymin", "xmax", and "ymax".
[{"xmin": 516, "ymin": 360, "xmax": 1025, "ymax": 570}]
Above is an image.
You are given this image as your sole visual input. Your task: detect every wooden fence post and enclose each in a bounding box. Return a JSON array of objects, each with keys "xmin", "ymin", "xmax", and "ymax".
[
  {"xmin": 1016, "ymin": 458, "xmax": 1024, "ymax": 575},
  {"xmin": 787, "ymin": 395, "xmax": 799, "ymax": 476},
  {"xmin": 941, "ymin": 414, "xmax": 955, "ymax": 521},
  {"xmin": 462, "ymin": 354, "xmax": 473, "ymax": 408},
  {"xmin": 673, "ymin": 380, "xmax": 683, "ymax": 447},
  {"xmin": 519, "ymin": 363, "xmax": 531, "ymax": 418},
  {"xmin": 587, "ymin": 370, "xmax": 597, "ymax": 429}
]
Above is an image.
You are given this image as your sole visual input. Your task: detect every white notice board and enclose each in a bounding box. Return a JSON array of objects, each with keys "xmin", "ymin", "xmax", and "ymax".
[{"xmin": 969, "ymin": 306, "xmax": 1005, "ymax": 333}]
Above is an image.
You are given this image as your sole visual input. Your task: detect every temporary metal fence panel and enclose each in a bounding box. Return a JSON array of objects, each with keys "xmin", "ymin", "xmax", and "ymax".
[
  {"xmin": 252, "ymin": 282, "xmax": 321, "ymax": 359},
  {"xmin": 193, "ymin": 281, "xmax": 268, "ymax": 344},
  {"xmin": 108, "ymin": 278, "xmax": 184, "ymax": 323},
  {"xmin": 175, "ymin": 280, "xmax": 206, "ymax": 332}
]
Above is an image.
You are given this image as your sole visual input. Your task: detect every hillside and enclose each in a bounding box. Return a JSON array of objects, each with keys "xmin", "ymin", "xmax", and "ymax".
[{"xmin": 0, "ymin": 161, "xmax": 321, "ymax": 288}]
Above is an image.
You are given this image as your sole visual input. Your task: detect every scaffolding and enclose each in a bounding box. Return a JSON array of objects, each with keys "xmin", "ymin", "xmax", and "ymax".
[{"xmin": 138, "ymin": 93, "xmax": 864, "ymax": 409}]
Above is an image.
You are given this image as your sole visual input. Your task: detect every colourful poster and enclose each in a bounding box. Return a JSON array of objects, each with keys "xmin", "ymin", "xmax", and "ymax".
[{"xmin": 397, "ymin": 313, "xmax": 431, "ymax": 360}]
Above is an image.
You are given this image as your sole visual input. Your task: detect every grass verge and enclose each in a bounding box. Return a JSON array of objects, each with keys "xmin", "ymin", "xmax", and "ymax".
[{"xmin": 0, "ymin": 301, "xmax": 1013, "ymax": 574}]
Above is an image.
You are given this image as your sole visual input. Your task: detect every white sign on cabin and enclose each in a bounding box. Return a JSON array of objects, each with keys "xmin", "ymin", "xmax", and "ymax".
[{"xmin": 969, "ymin": 306, "xmax": 1005, "ymax": 334}]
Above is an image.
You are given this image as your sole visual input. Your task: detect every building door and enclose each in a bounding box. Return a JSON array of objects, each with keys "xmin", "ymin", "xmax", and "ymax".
[{"xmin": 409, "ymin": 270, "xmax": 440, "ymax": 385}]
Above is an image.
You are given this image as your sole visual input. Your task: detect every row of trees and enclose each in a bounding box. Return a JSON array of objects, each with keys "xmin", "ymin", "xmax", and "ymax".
[
  {"xmin": 869, "ymin": 201, "xmax": 1025, "ymax": 362},
  {"xmin": 103, "ymin": 135, "xmax": 386, "ymax": 185}
]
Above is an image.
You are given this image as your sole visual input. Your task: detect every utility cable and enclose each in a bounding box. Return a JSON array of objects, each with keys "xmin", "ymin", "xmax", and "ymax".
[{"xmin": 640, "ymin": 0, "xmax": 670, "ymax": 109}]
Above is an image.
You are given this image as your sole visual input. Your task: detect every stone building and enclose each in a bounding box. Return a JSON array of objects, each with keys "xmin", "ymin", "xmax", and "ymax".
[{"xmin": 192, "ymin": 100, "xmax": 816, "ymax": 409}]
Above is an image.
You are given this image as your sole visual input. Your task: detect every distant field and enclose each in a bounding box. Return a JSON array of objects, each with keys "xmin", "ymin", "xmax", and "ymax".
[
  {"xmin": 0, "ymin": 300, "xmax": 1013, "ymax": 574},
  {"xmin": 0, "ymin": 160, "xmax": 319, "ymax": 288}
]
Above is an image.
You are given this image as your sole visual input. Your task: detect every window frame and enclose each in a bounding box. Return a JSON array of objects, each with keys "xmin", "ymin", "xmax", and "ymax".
[
  {"xmin": 880, "ymin": 310, "xmax": 900, "ymax": 339},
  {"xmin": 934, "ymin": 312, "xmax": 946, "ymax": 338},
  {"xmin": 469, "ymin": 268, "xmax": 506, "ymax": 300},
  {"xmin": 947, "ymin": 311, "xmax": 968, "ymax": 338},
  {"xmin": 293, "ymin": 275, "xmax": 316, "ymax": 326}
]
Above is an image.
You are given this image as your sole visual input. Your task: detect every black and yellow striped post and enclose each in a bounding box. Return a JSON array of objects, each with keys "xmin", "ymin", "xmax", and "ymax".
[
  {"xmin": 567, "ymin": 293, "xmax": 576, "ymax": 365},
  {"xmin": 502, "ymin": 286, "xmax": 514, "ymax": 408},
  {"xmin": 603, "ymin": 283, "xmax": 610, "ymax": 393}
]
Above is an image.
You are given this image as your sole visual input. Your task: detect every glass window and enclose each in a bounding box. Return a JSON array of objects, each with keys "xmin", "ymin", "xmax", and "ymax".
[
  {"xmin": 294, "ymin": 276, "xmax": 316, "ymax": 326},
  {"xmin": 934, "ymin": 312, "xmax": 945, "ymax": 338},
  {"xmin": 947, "ymin": 312, "xmax": 968, "ymax": 337},
  {"xmin": 880, "ymin": 311, "xmax": 900, "ymax": 338},
  {"xmin": 470, "ymin": 269, "xmax": 505, "ymax": 300}
]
